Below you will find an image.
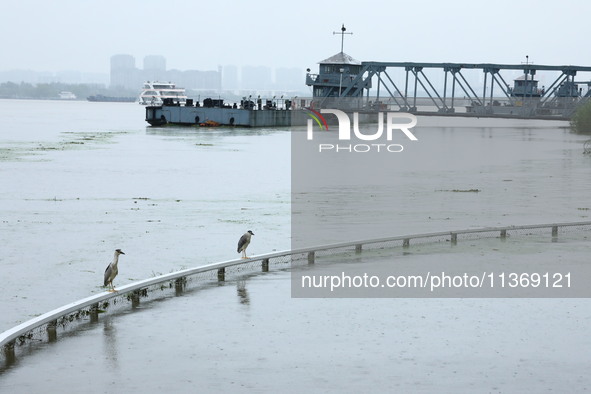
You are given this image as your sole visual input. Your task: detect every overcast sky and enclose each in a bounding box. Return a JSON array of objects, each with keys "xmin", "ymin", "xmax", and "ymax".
[{"xmin": 2, "ymin": 0, "xmax": 590, "ymax": 74}]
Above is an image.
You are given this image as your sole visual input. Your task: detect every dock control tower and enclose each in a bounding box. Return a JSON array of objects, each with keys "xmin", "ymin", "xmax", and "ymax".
[
  {"xmin": 306, "ymin": 52, "xmax": 370, "ymax": 98},
  {"xmin": 305, "ymin": 25, "xmax": 371, "ymax": 108}
]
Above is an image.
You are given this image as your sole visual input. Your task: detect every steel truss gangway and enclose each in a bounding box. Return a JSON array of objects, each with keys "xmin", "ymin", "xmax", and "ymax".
[{"xmin": 340, "ymin": 62, "xmax": 591, "ymax": 119}]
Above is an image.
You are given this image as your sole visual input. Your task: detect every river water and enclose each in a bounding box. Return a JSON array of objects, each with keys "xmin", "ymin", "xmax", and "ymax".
[{"xmin": 1, "ymin": 99, "xmax": 590, "ymax": 392}]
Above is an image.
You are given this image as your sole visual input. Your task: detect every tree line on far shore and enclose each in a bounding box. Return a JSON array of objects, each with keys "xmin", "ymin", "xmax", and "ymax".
[
  {"xmin": 571, "ymin": 100, "xmax": 591, "ymax": 133},
  {"xmin": 0, "ymin": 81, "xmax": 136, "ymax": 100}
]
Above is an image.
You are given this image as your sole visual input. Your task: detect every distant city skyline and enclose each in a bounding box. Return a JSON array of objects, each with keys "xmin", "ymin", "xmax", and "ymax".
[{"xmin": 0, "ymin": 53, "xmax": 308, "ymax": 94}]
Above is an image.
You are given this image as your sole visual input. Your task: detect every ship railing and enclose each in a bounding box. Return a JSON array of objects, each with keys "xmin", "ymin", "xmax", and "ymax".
[{"xmin": 2, "ymin": 220, "xmax": 591, "ymax": 361}]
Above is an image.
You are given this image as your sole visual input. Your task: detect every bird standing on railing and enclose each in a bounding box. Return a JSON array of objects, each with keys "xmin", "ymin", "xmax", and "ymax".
[
  {"xmin": 237, "ymin": 230, "xmax": 254, "ymax": 259},
  {"xmin": 104, "ymin": 249, "xmax": 125, "ymax": 292}
]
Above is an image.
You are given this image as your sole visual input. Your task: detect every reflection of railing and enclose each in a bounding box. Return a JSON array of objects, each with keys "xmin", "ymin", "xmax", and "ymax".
[{"xmin": 2, "ymin": 220, "xmax": 591, "ymax": 359}]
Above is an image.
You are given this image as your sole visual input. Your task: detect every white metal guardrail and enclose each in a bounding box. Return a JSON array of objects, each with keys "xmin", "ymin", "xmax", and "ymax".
[{"xmin": 2, "ymin": 221, "xmax": 590, "ymax": 361}]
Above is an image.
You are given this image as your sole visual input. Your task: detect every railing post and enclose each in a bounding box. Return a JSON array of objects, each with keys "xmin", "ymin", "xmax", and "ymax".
[
  {"xmin": 552, "ymin": 226, "xmax": 558, "ymax": 237},
  {"xmin": 175, "ymin": 277, "xmax": 186, "ymax": 290},
  {"xmin": 355, "ymin": 244, "xmax": 362, "ymax": 253},
  {"xmin": 130, "ymin": 290, "xmax": 141, "ymax": 308},
  {"xmin": 262, "ymin": 258, "xmax": 269, "ymax": 272},
  {"xmin": 450, "ymin": 233, "xmax": 457, "ymax": 245},
  {"xmin": 308, "ymin": 251, "xmax": 315, "ymax": 264},
  {"xmin": 47, "ymin": 320, "xmax": 58, "ymax": 342},
  {"xmin": 217, "ymin": 268, "xmax": 225, "ymax": 281},
  {"xmin": 174, "ymin": 277, "xmax": 186, "ymax": 296},
  {"xmin": 89, "ymin": 303, "xmax": 99, "ymax": 323},
  {"xmin": 500, "ymin": 229, "xmax": 507, "ymax": 239},
  {"xmin": 403, "ymin": 239, "xmax": 410, "ymax": 248},
  {"xmin": 3, "ymin": 341, "xmax": 15, "ymax": 365}
]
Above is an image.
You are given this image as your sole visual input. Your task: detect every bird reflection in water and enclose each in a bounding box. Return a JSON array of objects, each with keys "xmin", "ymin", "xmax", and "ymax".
[
  {"xmin": 236, "ymin": 280, "xmax": 250, "ymax": 305},
  {"xmin": 102, "ymin": 318, "xmax": 119, "ymax": 370}
]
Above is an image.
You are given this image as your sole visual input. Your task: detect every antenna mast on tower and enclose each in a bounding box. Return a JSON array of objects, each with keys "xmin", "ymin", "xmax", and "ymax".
[{"xmin": 333, "ymin": 24, "xmax": 353, "ymax": 53}]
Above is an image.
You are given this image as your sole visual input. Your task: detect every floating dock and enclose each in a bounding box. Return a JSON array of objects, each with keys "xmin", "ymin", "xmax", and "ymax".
[{"xmin": 145, "ymin": 99, "xmax": 294, "ymax": 127}]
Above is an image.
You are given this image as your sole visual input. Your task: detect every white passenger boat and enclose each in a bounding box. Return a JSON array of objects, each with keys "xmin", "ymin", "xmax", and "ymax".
[{"xmin": 138, "ymin": 81, "xmax": 187, "ymax": 105}]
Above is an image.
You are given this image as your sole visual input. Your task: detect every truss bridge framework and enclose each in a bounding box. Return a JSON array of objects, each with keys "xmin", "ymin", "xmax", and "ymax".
[{"xmin": 337, "ymin": 62, "xmax": 591, "ymax": 119}]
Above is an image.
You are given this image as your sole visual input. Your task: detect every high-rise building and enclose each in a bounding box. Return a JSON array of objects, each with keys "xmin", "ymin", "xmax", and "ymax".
[
  {"xmin": 111, "ymin": 54, "xmax": 135, "ymax": 69},
  {"xmin": 241, "ymin": 65, "xmax": 272, "ymax": 91},
  {"xmin": 143, "ymin": 55, "xmax": 166, "ymax": 82},
  {"xmin": 110, "ymin": 54, "xmax": 138, "ymax": 89},
  {"xmin": 143, "ymin": 55, "xmax": 166, "ymax": 71},
  {"xmin": 222, "ymin": 65, "xmax": 239, "ymax": 91}
]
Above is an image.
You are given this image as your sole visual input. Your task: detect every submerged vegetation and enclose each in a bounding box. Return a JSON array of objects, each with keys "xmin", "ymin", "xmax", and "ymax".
[
  {"xmin": 570, "ymin": 100, "xmax": 591, "ymax": 134},
  {"xmin": 437, "ymin": 189, "xmax": 481, "ymax": 193}
]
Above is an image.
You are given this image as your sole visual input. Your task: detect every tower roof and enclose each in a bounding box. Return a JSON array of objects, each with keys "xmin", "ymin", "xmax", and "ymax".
[{"xmin": 318, "ymin": 52, "xmax": 361, "ymax": 65}]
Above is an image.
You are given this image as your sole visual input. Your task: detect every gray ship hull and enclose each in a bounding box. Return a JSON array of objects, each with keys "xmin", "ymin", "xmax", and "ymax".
[{"xmin": 145, "ymin": 105, "xmax": 296, "ymax": 127}]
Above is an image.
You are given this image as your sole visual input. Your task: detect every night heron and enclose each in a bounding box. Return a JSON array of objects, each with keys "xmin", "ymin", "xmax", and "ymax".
[
  {"xmin": 237, "ymin": 230, "xmax": 254, "ymax": 259},
  {"xmin": 103, "ymin": 249, "xmax": 125, "ymax": 292}
]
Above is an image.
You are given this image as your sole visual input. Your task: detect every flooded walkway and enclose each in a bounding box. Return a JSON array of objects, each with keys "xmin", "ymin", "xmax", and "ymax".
[{"xmin": 2, "ymin": 256, "xmax": 591, "ymax": 392}]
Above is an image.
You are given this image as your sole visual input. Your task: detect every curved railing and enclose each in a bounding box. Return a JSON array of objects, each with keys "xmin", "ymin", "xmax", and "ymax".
[{"xmin": 2, "ymin": 220, "xmax": 591, "ymax": 361}]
